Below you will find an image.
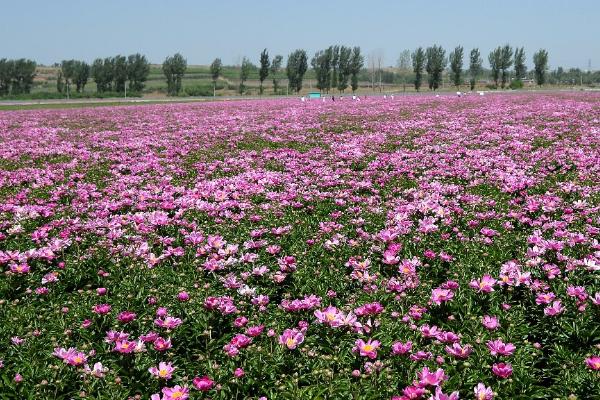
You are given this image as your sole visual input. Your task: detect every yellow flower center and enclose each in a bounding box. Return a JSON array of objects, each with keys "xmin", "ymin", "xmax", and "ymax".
[
  {"xmin": 363, "ymin": 344, "xmax": 374, "ymax": 352},
  {"xmin": 159, "ymin": 369, "xmax": 168, "ymax": 377},
  {"xmin": 286, "ymin": 338, "xmax": 296, "ymax": 347},
  {"xmin": 172, "ymin": 391, "xmax": 183, "ymax": 399}
]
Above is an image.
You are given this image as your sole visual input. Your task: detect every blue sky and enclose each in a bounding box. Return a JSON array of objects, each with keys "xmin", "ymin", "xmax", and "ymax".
[{"xmin": 1, "ymin": 0, "xmax": 598, "ymax": 69}]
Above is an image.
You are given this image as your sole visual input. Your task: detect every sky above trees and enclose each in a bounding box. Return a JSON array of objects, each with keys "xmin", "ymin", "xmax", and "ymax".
[{"xmin": 1, "ymin": 0, "xmax": 598, "ymax": 69}]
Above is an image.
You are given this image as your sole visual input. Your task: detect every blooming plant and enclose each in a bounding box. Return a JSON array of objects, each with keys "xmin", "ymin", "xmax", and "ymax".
[{"xmin": 0, "ymin": 94, "xmax": 599, "ymax": 398}]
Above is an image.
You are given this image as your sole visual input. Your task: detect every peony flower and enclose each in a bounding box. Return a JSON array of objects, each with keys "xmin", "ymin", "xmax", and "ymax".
[
  {"xmin": 154, "ymin": 316, "xmax": 183, "ymax": 329},
  {"xmin": 391, "ymin": 341, "xmax": 412, "ymax": 355},
  {"xmin": 482, "ymin": 315, "xmax": 500, "ymax": 330},
  {"xmin": 445, "ymin": 342, "xmax": 473, "ymax": 359},
  {"xmin": 149, "ymin": 361, "xmax": 176, "ymax": 380},
  {"xmin": 486, "ymin": 339, "xmax": 516, "ymax": 356},
  {"xmin": 431, "ymin": 288, "xmax": 454, "ymax": 305},
  {"xmin": 474, "ymin": 383, "xmax": 494, "ymax": 400},
  {"xmin": 279, "ymin": 328, "xmax": 305, "ymax": 350},
  {"xmin": 84, "ymin": 362, "xmax": 108, "ymax": 378},
  {"xmin": 153, "ymin": 337, "xmax": 172, "ymax": 352},
  {"xmin": 585, "ymin": 356, "xmax": 600, "ymax": 370},
  {"xmin": 491, "ymin": 362, "xmax": 513, "ymax": 378},
  {"xmin": 192, "ymin": 375, "xmax": 214, "ymax": 391},
  {"xmin": 354, "ymin": 339, "xmax": 380, "ymax": 359},
  {"xmin": 469, "ymin": 275, "xmax": 496, "ymax": 293},
  {"xmin": 162, "ymin": 385, "xmax": 189, "ymax": 400},
  {"xmin": 430, "ymin": 386, "xmax": 459, "ymax": 400},
  {"xmin": 92, "ymin": 303, "xmax": 112, "ymax": 315},
  {"xmin": 417, "ymin": 367, "xmax": 448, "ymax": 387}
]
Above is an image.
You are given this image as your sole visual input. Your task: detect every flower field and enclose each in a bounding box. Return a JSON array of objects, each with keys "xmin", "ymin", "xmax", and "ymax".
[{"xmin": 1, "ymin": 93, "xmax": 600, "ymax": 399}]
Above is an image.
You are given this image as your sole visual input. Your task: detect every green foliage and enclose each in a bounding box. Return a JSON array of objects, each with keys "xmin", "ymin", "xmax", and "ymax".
[
  {"xmin": 425, "ymin": 45, "xmax": 446, "ymax": 90},
  {"xmin": 239, "ymin": 57, "xmax": 253, "ymax": 94},
  {"xmin": 449, "ymin": 45, "xmax": 464, "ymax": 88},
  {"xmin": 210, "ymin": 58, "xmax": 222, "ymax": 83},
  {"xmin": 533, "ymin": 49, "xmax": 549, "ymax": 86},
  {"xmin": 469, "ymin": 48, "xmax": 483, "ymax": 91},
  {"xmin": 270, "ymin": 55, "xmax": 283, "ymax": 94},
  {"xmin": 127, "ymin": 53, "xmax": 150, "ymax": 92},
  {"xmin": 350, "ymin": 46, "xmax": 364, "ymax": 92},
  {"xmin": 500, "ymin": 44, "xmax": 514, "ymax": 88},
  {"xmin": 311, "ymin": 49, "xmax": 332, "ymax": 93},
  {"xmin": 330, "ymin": 45, "xmax": 340, "ymax": 91},
  {"xmin": 412, "ymin": 47, "xmax": 425, "ymax": 91},
  {"xmin": 286, "ymin": 49, "xmax": 308, "ymax": 93},
  {"xmin": 514, "ymin": 47, "xmax": 527, "ymax": 81},
  {"xmin": 92, "ymin": 58, "xmax": 114, "ymax": 93},
  {"xmin": 488, "ymin": 47, "xmax": 502, "ymax": 88},
  {"xmin": 113, "ymin": 55, "xmax": 128, "ymax": 93},
  {"xmin": 509, "ymin": 79, "xmax": 524, "ymax": 89},
  {"xmin": 162, "ymin": 53, "xmax": 187, "ymax": 96},
  {"xmin": 1, "ymin": 58, "xmax": 37, "ymax": 95},
  {"xmin": 259, "ymin": 49, "xmax": 270, "ymax": 95}
]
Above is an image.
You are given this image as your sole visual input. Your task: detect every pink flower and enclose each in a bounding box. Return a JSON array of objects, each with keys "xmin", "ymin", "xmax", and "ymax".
[
  {"xmin": 113, "ymin": 339, "xmax": 137, "ymax": 354},
  {"xmin": 314, "ymin": 306, "xmax": 342, "ymax": 327},
  {"xmin": 117, "ymin": 311, "xmax": 137, "ymax": 323},
  {"xmin": 234, "ymin": 368, "xmax": 245, "ymax": 378},
  {"xmin": 192, "ymin": 375, "xmax": 214, "ymax": 391},
  {"xmin": 482, "ymin": 315, "xmax": 500, "ymax": 330},
  {"xmin": 585, "ymin": 355, "xmax": 600, "ymax": 370},
  {"xmin": 177, "ymin": 291, "xmax": 190, "ymax": 302},
  {"xmin": 491, "ymin": 362, "xmax": 513, "ymax": 378},
  {"xmin": 469, "ymin": 275, "xmax": 496, "ymax": 293},
  {"xmin": 430, "ymin": 386, "xmax": 459, "ymax": 400},
  {"xmin": 391, "ymin": 341, "xmax": 412, "ymax": 355},
  {"xmin": 279, "ymin": 328, "xmax": 305, "ymax": 350},
  {"xmin": 162, "ymin": 385, "xmax": 189, "ymax": 400},
  {"xmin": 543, "ymin": 300, "xmax": 564, "ymax": 316},
  {"xmin": 92, "ymin": 303, "xmax": 112, "ymax": 315},
  {"xmin": 417, "ymin": 367, "xmax": 448, "ymax": 387},
  {"xmin": 153, "ymin": 337, "xmax": 172, "ymax": 351},
  {"xmin": 401, "ymin": 385, "xmax": 426, "ymax": 399},
  {"xmin": 431, "ymin": 288, "xmax": 454, "ymax": 305},
  {"xmin": 354, "ymin": 339, "xmax": 380, "ymax": 359},
  {"xmin": 474, "ymin": 383, "xmax": 494, "ymax": 400},
  {"xmin": 14, "ymin": 373, "xmax": 23, "ymax": 383},
  {"xmin": 486, "ymin": 339, "xmax": 516, "ymax": 356},
  {"xmin": 149, "ymin": 361, "xmax": 176, "ymax": 380},
  {"xmin": 10, "ymin": 264, "xmax": 30, "ymax": 274},
  {"xmin": 155, "ymin": 316, "xmax": 183, "ymax": 329},
  {"xmin": 84, "ymin": 362, "xmax": 107, "ymax": 378},
  {"xmin": 445, "ymin": 342, "xmax": 473, "ymax": 359}
]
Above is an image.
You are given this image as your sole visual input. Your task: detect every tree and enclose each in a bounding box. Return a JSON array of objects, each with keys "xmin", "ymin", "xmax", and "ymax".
[
  {"xmin": 0, "ymin": 59, "xmax": 14, "ymax": 96},
  {"xmin": 533, "ymin": 49, "xmax": 549, "ymax": 86},
  {"xmin": 286, "ymin": 49, "xmax": 308, "ymax": 93},
  {"xmin": 270, "ymin": 55, "xmax": 283, "ymax": 94},
  {"xmin": 210, "ymin": 58, "xmax": 222, "ymax": 96},
  {"xmin": 499, "ymin": 44, "xmax": 513, "ymax": 88},
  {"xmin": 239, "ymin": 57, "xmax": 252, "ymax": 94},
  {"xmin": 337, "ymin": 46, "xmax": 352, "ymax": 92},
  {"xmin": 514, "ymin": 47, "xmax": 526, "ymax": 82},
  {"xmin": 330, "ymin": 45, "xmax": 340, "ymax": 91},
  {"xmin": 56, "ymin": 70, "xmax": 64, "ymax": 93},
  {"xmin": 412, "ymin": 47, "xmax": 425, "ymax": 91},
  {"xmin": 162, "ymin": 53, "xmax": 187, "ymax": 96},
  {"xmin": 425, "ymin": 45, "xmax": 446, "ymax": 90},
  {"xmin": 350, "ymin": 46, "xmax": 364, "ymax": 92},
  {"xmin": 488, "ymin": 47, "xmax": 502, "ymax": 87},
  {"xmin": 468, "ymin": 48, "xmax": 483, "ymax": 90},
  {"xmin": 127, "ymin": 53, "xmax": 150, "ymax": 92},
  {"xmin": 61, "ymin": 59, "xmax": 77, "ymax": 95},
  {"xmin": 449, "ymin": 46, "xmax": 464, "ymax": 89},
  {"xmin": 113, "ymin": 55, "xmax": 128, "ymax": 93},
  {"xmin": 311, "ymin": 49, "xmax": 331, "ymax": 93},
  {"xmin": 92, "ymin": 58, "xmax": 112, "ymax": 93},
  {"xmin": 259, "ymin": 49, "xmax": 270, "ymax": 95},
  {"xmin": 10, "ymin": 59, "xmax": 36, "ymax": 94},
  {"xmin": 73, "ymin": 61, "xmax": 90, "ymax": 92},
  {"xmin": 397, "ymin": 49, "xmax": 411, "ymax": 70}
]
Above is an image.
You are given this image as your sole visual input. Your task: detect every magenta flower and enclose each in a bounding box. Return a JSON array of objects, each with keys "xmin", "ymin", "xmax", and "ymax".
[
  {"xmin": 585, "ymin": 356, "xmax": 600, "ymax": 370},
  {"xmin": 543, "ymin": 300, "xmax": 564, "ymax": 316},
  {"xmin": 430, "ymin": 386, "xmax": 459, "ymax": 400},
  {"xmin": 482, "ymin": 315, "xmax": 500, "ymax": 330},
  {"xmin": 149, "ymin": 361, "xmax": 176, "ymax": 380},
  {"xmin": 162, "ymin": 385, "xmax": 189, "ymax": 400},
  {"xmin": 486, "ymin": 339, "xmax": 516, "ymax": 356},
  {"xmin": 192, "ymin": 375, "xmax": 215, "ymax": 391},
  {"xmin": 113, "ymin": 339, "xmax": 137, "ymax": 354},
  {"xmin": 117, "ymin": 311, "xmax": 137, "ymax": 323},
  {"xmin": 391, "ymin": 341, "xmax": 412, "ymax": 355},
  {"xmin": 431, "ymin": 287, "xmax": 454, "ymax": 305},
  {"xmin": 92, "ymin": 303, "xmax": 112, "ymax": 315},
  {"xmin": 84, "ymin": 362, "xmax": 107, "ymax": 378},
  {"xmin": 469, "ymin": 275, "xmax": 496, "ymax": 293},
  {"xmin": 153, "ymin": 337, "xmax": 172, "ymax": 352},
  {"xmin": 491, "ymin": 362, "xmax": 513, "ymax": 378},
  {"xmin": 354, "ymin": 338, "xmax": 380, "ymax": 359},
  {"xmin": 314, "ymin": 305, "xmax": 342, "ymax": 327},
  {"xmin": 474, "ymin": 383, "xmax": 494, "ymax": 399},
  {"xmin": 154, "ymin": 316, "xmax": 183, "ymax": 329},
  {"xmin": 279, "ymin": 328, "xmax": 305, "ymax": 350},
  {"xmin": 445, "ymin": 342, "xmax": 473, "ymax": 359},
  {"xmin": 417, "ymin": 366, "xmax": 448, "ymax": 387}
]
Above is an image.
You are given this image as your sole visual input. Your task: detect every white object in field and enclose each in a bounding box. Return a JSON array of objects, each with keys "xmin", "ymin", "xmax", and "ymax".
[
  {"xmin": 479, "ymin": 91, "xmax": 484, "ymax": 96},
  {"xmin": 352, "ymin": 95, "xmax": 356, "ymax": 100},
  {"xmin": 391, "ymin": 95, "xmax": 394, "ymax": 99},
  {"xmin": 322, "ymin": 98, "xmax": 325, "ymax": 102},
  {"xmin": 384, "ymin": 95, "xmax": 387, "ymax": 99},
  {"xmin": 301, "ymin": 97, "xmax": 305, "ymax": 102},
  {"xmin": 457, "ymin": 91, "xmax": 461, "ymax": 97},
  {"xmin": 435, "ymin": 94, "xmax": 440, "ymax": 98}
]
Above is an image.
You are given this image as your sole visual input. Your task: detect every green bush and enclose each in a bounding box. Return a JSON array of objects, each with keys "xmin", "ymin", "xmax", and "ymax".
[
  {"xmin": 0, "ymin": 91, "xmax": 142, "ymax": 100},
  {"xmin": 485, "ymin": 84, "xmax": 497, "ymax": 90},
  {"xmin": 509, "ymin": 79, "xmax": 524, "ymax": 89}
]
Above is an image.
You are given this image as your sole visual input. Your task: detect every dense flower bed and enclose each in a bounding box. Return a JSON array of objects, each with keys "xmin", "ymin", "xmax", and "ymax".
[{"xmin": 0, "ymin": 93, "xmax": 599, "ymax": 399}]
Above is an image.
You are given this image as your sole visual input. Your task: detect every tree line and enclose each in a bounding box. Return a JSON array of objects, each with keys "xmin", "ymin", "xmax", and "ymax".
[
  {"xmin": 0, "ymin": 58, "xmax": 37, "ymax": 95},
  {"xmin": 410, "ymin": 45, "xmax": 549, "ymax": 91}
]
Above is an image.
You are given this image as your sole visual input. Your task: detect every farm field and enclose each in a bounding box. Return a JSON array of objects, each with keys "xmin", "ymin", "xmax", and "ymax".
[{"xmin": 1, "ymin": 93, "xmax": 600, "ymax": 399}]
